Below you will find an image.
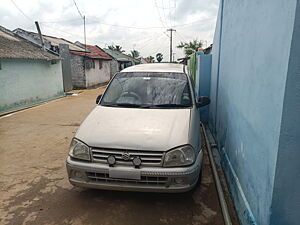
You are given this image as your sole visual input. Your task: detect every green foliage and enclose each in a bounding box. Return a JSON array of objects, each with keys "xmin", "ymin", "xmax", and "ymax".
[
  {"xmin": 108, "ymin": 45, "xmax": 125, "ymax": 53},
  {"xmin": 130, "ymin": 50, "xmax": 140, "ymax": 59},
  {"xmin": 176, "ymin": 39, "xmax": 203, "ymax": 56},
  {"xmin": 146, "ymin": 56, "xmax": 155, "ymax": 63},
  {"xmin": 156, "ymin": 53, "xmax": 163, "ymax": 62}
]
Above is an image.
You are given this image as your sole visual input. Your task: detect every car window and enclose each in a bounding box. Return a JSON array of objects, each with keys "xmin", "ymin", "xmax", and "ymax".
[{"xmin": 101, "ymin": 72, "xmax": 192, "ymax": 108}]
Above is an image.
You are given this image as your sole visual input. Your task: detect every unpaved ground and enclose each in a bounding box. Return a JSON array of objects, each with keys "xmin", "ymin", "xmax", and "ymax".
[{"xmin": 0, "ymin": 87, "xmax": 234, "ymax": 225}]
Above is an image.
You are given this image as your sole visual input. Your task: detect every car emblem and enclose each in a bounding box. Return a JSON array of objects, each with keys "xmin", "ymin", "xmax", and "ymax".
[{"xmin": 122, "ymin": 152, "xmax": 131, "ymax": 161}]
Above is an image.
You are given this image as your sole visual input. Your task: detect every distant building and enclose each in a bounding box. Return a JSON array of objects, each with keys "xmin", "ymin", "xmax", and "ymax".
[
  {"xmin": 203, "ymin": 44, "xmax": 213, "ymax": 54},
  {"xmin": 13, "ymin": 28, "xmax": 113, "ymax": 90},
  {"xmin": 71, "ymin": 42, "xmax": 113, "ymax": 88},
  {"xmin": 14, "ymin": 28, "xmax": 85, "ymax": 91},
  {"xmin": 139, "ymin": 57, "xmax": 150, "ymax": 64},
  {"xmin": 0, "ymin": 26, "xmax": 63, "ymax": 115},
  {"xmin": 103, "ymin": 48, "xmax": 140, "ymax": 76}
]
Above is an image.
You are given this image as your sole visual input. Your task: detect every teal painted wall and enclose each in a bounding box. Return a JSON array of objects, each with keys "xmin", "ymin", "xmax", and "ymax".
[
  {"xmin": 209, "ymin": 0, "xmax": 299, "ymax": 225},
  {"xmin": 270, "ymin": 1, "xmax": 300, "ymax": 224},
  {"xmin": 0, "ymin": 59, "xmax": 64, "ymax": 114}
]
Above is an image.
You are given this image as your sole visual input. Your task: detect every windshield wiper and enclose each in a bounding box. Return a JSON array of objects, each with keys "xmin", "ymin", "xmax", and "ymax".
[
  {"xmin": 150, "ymin": 103, "xmax": 191, "ymax": 108},
  {"xmin": 102, "ymin": 103, "xmax": 143, "ymax": 108}
]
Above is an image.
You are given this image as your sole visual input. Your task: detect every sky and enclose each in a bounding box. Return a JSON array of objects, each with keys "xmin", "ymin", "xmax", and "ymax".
[{"xmin": 1, "ymin": 0, "xmax": 219, "ymax": 61}]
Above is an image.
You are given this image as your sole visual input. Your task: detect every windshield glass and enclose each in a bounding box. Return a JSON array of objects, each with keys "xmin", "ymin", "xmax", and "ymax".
[{"xmin": 101, "ymin": 72, "xmax": 192, "ymax": 108}]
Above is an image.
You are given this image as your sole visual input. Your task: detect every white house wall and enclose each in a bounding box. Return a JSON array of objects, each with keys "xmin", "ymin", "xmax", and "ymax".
[{"xmin": 85, "ymin": 60, "xmax": 111, "ymax": 88}]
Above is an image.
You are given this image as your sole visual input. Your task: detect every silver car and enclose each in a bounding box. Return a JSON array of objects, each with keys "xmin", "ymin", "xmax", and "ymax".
[{"xmin": 66, "ymin": 63, "xmax": 210, "ymax": 193}]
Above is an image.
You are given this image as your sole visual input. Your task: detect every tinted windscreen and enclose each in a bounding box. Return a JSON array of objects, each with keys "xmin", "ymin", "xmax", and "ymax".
[{"xmin": 101, "ymin": 72, "xmax": 192, "ymax": 108}]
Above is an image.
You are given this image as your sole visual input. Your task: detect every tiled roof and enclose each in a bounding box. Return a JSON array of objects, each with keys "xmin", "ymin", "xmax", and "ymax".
[
  {"xmin": 0, "ymin": 27, "xmax": 59, "ymax": 60},
  {"xmin": 103, "ymin": 48, "xmax": 140, "ymax": 63},
  {"xmin": 13, "ymin": 28, "xmax": 86, "ymax": 52},
  {"xmin": 70, "ymin": 45, "xmax": 112, "ymax": 60}
]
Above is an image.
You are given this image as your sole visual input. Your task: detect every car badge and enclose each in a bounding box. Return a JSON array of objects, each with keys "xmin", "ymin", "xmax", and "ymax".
[{"xmin": 122, "ymin": 152, "xmax": 131, "ymax": 161}]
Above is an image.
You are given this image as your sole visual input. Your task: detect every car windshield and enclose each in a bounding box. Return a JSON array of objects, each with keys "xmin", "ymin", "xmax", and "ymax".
[{"xmin": 101, "ymin": 72, "xmax": 192, "ymax": 108}]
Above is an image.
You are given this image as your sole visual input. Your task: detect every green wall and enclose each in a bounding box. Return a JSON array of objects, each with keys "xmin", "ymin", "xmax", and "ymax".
[{"xmin": 0, "ymin": 59, "xmax": 64, "ymax": 114}]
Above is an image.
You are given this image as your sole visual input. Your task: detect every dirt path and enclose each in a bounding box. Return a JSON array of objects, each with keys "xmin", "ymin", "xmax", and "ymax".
[{"xmin": 0, "ymin": 87, "xmax": 230, "ymax": 225}]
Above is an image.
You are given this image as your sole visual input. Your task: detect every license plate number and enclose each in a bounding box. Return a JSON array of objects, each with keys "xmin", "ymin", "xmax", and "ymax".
[{"xmin": 109, "ymin": 169, "xmax": 141, "ymax": 180}]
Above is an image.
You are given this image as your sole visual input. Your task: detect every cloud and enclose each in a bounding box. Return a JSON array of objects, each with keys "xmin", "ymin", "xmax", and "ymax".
[
  {"xmin": 0, "ymin": 0, "xmax": 220, "ymax": 60},
  {"xmin": 174, "ymin": 0, "xmax": 219, "ymax": 21}
]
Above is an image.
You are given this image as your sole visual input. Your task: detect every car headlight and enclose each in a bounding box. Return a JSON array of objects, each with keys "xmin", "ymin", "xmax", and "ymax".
[
  {"xmin": 69, "ymin": 138, "xmax": 91, "ymax": 161},
  {"xmin": 163, "ymin": 145, "xmax": 195, "ymax": 167}
]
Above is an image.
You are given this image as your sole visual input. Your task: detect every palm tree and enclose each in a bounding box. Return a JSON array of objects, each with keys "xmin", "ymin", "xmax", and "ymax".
[
  {"xmin": 177, "ymin": 39, "xmax": 203, "ymax": 56},
  {"xmin": 156, "ymin": 53, "xmax": 163, "ymax": 62},
  {"xmin": 108, "ymin": 45, "xmax": 125, "ymax": 53},
  {"xmin": 146, "ymin": 56, "xmax": 155, "ymax": 63},
  {"xmin": 130, "ymin": 50, "xmax": 140, "ymax": 59}
]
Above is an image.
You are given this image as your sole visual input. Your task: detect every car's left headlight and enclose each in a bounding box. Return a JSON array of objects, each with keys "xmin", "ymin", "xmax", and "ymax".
[
  {"xmin": 69, "ymin": 138, "xmax": 91, "ymax": 161},
  {"xmin": 163, "ymin": 145, "xmax": 195, "ymax": 167}
]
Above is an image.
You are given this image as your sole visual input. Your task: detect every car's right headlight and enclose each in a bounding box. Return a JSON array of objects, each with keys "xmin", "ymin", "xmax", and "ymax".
[
  {"xmin": 163, "ymin": 145, "xmax": 195, "ymax": 167},
  {"xmin": 69, "ymin": 138, "xmax": 91, "ymax": 161}
]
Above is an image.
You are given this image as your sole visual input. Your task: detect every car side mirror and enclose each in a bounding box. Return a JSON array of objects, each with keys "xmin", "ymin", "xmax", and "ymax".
[
  {"xmin": 96, "ymin": 94, "xmax": 102, "ymax": 104},
  {"xmin": 197, "ymin": 96, "xmax": 210, "ymax": 108}
]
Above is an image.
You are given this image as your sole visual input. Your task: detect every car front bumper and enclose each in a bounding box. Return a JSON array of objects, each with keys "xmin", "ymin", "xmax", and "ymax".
[{"xmin": 66, "ymin": 150, "xmax": 203, "ymax": 193}]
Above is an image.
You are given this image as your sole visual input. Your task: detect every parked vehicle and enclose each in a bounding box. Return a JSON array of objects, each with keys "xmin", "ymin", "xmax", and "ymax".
[{"xmin": 66, "ymin": 63, "xmax": 210, "ymax": 192}]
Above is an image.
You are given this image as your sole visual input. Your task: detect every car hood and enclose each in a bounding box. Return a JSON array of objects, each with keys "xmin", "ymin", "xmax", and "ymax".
[{"xmin": 75, "ymin": 106, "xmax": 191, "ymax": 151}]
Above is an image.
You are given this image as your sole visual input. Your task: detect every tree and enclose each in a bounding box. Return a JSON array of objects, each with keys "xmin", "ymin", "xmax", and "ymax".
[
  {"xmin": 146, "ymin": 56, "xmax": 155, "ymax": 63},
  {"xmin": 130, "ymin": 50, "xmax": 140, "ymax": 59},
  {"xmin": 176, "ymin": 39, "xmax": 203, "ymax": 56},
  {"xmin": 108, "ymin": 44, "xmax": 125, "ymax": 53},
  {"xmin": 156, "ymin": 53, "xmax": 163, "ymax": 62}
]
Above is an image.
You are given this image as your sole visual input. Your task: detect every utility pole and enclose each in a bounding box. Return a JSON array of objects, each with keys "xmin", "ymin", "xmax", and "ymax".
[
  {"xmin": 83, "ymin": 15, "xmax": 86, "ymax": 55},
  {"xmin": 35, "ymin": 21, "xmax": 45, "ymax": 50},
  {"xmin": 167, "ymin": 28, "xmax": 176, "ymax": 62}
]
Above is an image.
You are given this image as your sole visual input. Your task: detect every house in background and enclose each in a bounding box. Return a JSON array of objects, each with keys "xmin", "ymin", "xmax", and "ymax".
[
  {"xmin": 14, "ymin": 28, "xmax": 86, "ymax": 92},
  {"xmin": 139, "ymin": 57, "xmax": 150, "ymax": 64},
  {"xmin": 70, "ymin": 43, "xmax": 113, "ymax": 89},
  {"xmin": 103, "ymin": 48, "xmax": 140, "ymax": 76},
  {"xmin": 14, "ymin": 28, "xmax": 113, "ymax": 90},
  {"xmin": 0, "ymin": 26, "xmax": 63, "ymax": 115}
]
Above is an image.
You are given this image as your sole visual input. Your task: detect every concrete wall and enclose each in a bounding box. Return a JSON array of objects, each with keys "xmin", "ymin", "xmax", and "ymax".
[
  {"xmin": 85, "ymin": 59, "xmax": 110, "ymax": 87},
  {"xmin": 70, "ymin": 54, "xmax": 85, "ymax": 89},
  {"xmin": 110, "ymin": 60, "xmax": 119, "ymax": 78},
  {"xmin": 0, "ymin": 59, "xmax": 64, "ymax": 114},
  {"xmin": 59, "ymin": 44, "xmax": 73, "ymax": 91},
  {"xmin": 210, "ymin": 0, "xmax": 299, "ymax": 225},
  {"xmin": 270, "ymin": 2, "xmax": 300, "ymax": 224}
]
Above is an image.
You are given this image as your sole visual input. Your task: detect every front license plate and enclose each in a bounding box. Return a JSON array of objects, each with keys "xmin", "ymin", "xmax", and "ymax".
[{"xmin": 109, "ymin": 168, "xmax": 141, "ymax": 180}]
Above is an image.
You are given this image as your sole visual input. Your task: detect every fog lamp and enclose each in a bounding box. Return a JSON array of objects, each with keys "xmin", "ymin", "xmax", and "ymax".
[
  {"xmin": 132, "ymin": 157, "xmax": 142, "ymax": 168},
  {"xmin": 73, "ymin": 170, "xmax": 84, "ymax": 179},
  {"xmin": 174, "ymin": 177, "xmax": 185, "ymax": 184},
  {"xmin": 107, "ymin": 155, "xmax": 116, "ymax": 166}
]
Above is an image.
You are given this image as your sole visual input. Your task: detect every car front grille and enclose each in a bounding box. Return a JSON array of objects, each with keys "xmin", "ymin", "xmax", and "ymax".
[
  {"xmin": 86, "ymin": 172, "xmax": 168, "ymax": 186},
  {"xmin": 91, "ymin": 148, "xmax": 164, "ymax": 167}
]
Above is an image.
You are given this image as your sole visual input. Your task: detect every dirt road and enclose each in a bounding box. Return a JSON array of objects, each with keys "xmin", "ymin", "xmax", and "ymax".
[{"xmin": 0, "ymin": 87, "xmax": 229, "ymax": 225}]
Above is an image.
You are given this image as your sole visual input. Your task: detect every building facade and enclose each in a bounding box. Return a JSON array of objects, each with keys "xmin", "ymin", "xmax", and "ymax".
[{"xmin": 0, "ymin": 27, "xmax": 63, "ymax": 115}]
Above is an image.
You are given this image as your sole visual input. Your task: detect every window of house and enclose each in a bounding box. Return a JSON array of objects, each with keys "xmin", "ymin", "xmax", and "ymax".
[{"xmin": 99, "ymin": 60, "xmax": 103, "ymax": 70}]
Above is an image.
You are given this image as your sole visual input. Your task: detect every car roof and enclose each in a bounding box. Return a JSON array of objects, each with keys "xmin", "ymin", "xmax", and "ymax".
[{"xmin": 120, "ymin": 63, "xmax": 186, "ymax": 74}]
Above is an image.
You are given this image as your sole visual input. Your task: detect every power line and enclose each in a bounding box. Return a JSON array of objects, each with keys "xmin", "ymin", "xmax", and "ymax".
[
  {"xmin": 38, "ymin": 16, "xmax": 214, "ymax": 30},
  {"xmin": 154, "ymin": 0, "xmax": 167, "ymax": 28},
  {"xmin": 86, "ymin": 18, "xmax": 165, "ymax": 30},
  {"xmin": 10, "ymin": 0, "xmax": 32, "ymax": 22},
  {"xmin": 40, "ymin": 18, "xmax": 82, "ymax": 24},
  {"xmin": 161, "ymin": 0, "xmax": 170, "ymax": 28},
  {"xmin": 72, "ymin": 0, "xmax": 83, "ymax": 19}
]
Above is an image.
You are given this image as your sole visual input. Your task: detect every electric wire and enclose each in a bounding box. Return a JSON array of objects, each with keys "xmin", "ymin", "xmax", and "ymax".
[
  {"xmin": 72, "ymin": 0, "xmax": 84, "ymax": 19},
  {"xmin": 10, "ymin": 0, "xmax": 32, "ymax": 22}
]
